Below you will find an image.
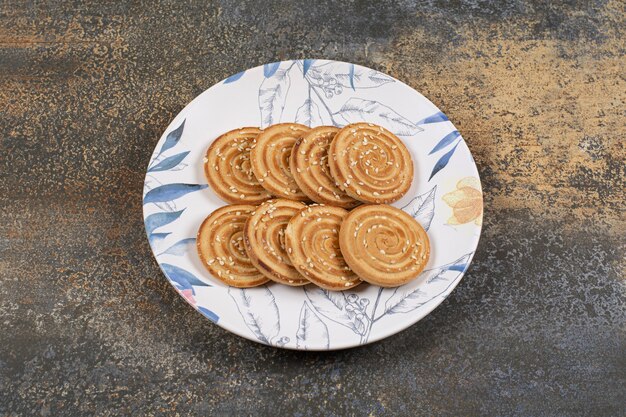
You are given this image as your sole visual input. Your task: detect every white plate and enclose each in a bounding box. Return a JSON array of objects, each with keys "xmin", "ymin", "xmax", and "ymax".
[{"xmin": 143, "ymin": 59, "xmax": 483, "ymax": 350}]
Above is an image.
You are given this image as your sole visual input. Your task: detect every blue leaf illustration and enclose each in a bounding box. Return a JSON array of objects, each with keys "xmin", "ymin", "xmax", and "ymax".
[
  {"xmin": 158, "ymin": 238, "xmax": 196, "ymax": 256},
  {"xmin": 383, "ymin": 287, "xmax": 428, "ymax": 315},
  {"xmin": 259, "ymin": 67, "xmax": 291, "ymax": 127},
  {"xmin": 304, "ymin": 287, "xmax": 366, "ymax": 335},
  {"xmin": 348, "ymin": 64, "xmax": 355, "ymax": 90},
  {"xmin": 401, "ymin": 186, "xmax": 437, "ymax": 231},
  {"xmin": 295, "ymin": 98, "xmax": 322, "ymax": 127},
  {"xmin": 143, "ymin": 183, "xmax": 208, "ymax": 204},
  {"xmin": 448, "ymin": 263, "xmax": 467, "ymax": 272},
  {"xmin": 161, "ymin": 263, "xmax": 210, "ymax": 294},
  {"xmin": 303, "ymin": 59, "xmax": 315, "ymax": 76},
  {"xmin": 148, "ymin": 151, "xmax": 190, "ymax": 172},
  {"xmin": 307, "ymin": 62, "xmax": 393, "ymax": 89},
  {"xmin": 334, "ymin": 98, "xmax": 422, "ymax": 136},
  {"xmin": 296, "ymin": 302, "xmax": 329, "ymax": 349},
  {"xmin": 429, "ymin": 131, "xmax": 461, "ymax": 155},
  {"xmin": 198, "ymin": 306, "xmax": 219, "ymax": 323},
  {"xmin": 426, "ymin": 253, "xmax": 473, "ymax": 284},
  {"xmin": 148, "ymin": 232, "xmax": 171, "ymax": 246},
  {"xmin": 157, "ymin": 120, "xmax": 185, "ymax": 156},
  {"xmin": 263, "ymin": 62, "xmax": 280, "ymax": 78},
  {"xmin": 223, "ymin": 70, "xmax": 245, "ymax": 84},
  {"xmin": 416, "ymin": 111, "xmax": 449, "ymax": 125},
  {"xmin": 145, "ymin": 209, "xmax": 185, "ymax": 235},
  {"xmin": 429, "ymin": 142, "xmax": 460, "ymax": 181},
  {"xmin": 377, "ymin": 252, "xmax": 474, "ymax": 319},
  {"xmin": 229, "ymin": 286, "xmax": 280, "ymax": 345}
]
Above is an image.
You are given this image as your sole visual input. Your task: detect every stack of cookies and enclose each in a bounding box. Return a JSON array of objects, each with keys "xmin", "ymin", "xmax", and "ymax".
[{"xmin": 197, "ymin": 122, "xmax": 430, "ymax": 291}]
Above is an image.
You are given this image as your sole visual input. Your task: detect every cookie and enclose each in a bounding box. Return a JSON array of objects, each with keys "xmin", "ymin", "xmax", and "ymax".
[
  {"xmin": 329, "ymin": 123, "xmax": 413, "ymax": 204},
  {"xmin": 285, "ymin": 205, "xmax": 362, "ymax": 291},
  {"xmin": 197, "ymin": 205, "xmax": 269, "ymax": 288},
  {"xmin": 339, "ymin": 204, "xmax": 430, "ymax": 287},
  {"xmin": 204, "ymin": 127, "xmax": 273, "ymax": 204},
  {"xmin": 243, "ymin": 199, "xmax": 309, "ymax": 286},
  {"xmin": 290, "ymin": 126, "xmax": 360, "ymax": 209},
  {"xmin": 250, "ymin": 123, "xmax": 310, "ymax": 201}
]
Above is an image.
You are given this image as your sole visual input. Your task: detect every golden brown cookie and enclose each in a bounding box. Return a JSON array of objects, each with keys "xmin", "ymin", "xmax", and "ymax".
[
  {"xmin": 243, "ymin": 199, "xmax": 309, "ymax": 286},
  {"xmin": 204, "ymin": 127, "xmax": 272, "ymax": 204},
  {"xmin": 250, "ymin": 123, "xmax": 310, "ymax": 201},
  {"xmin": 285, "ymin": 205, "xmax": 362, "ymax": 291},
  {"xmin": 290, "ymin": 126, "xmax": 360, "ymax": 209},
  {"xmin": 197, "ymin": 205, "xmax": 269, "ymax": 288},
  {"xmin": 339, "ymin": 204, "xmax": 430, "ymax": 287},
  {"xmin": 329, "ymin": 123, "xmax": 413, "ymax": 204}
]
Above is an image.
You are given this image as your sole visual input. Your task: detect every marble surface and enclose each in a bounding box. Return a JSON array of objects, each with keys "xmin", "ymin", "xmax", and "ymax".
[{"xmin": 1, "ymin": 1, "xmax": 624, "ymax": 415}]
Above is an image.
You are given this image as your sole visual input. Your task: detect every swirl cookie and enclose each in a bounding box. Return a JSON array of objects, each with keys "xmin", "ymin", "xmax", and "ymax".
[
  {"xmin": 290, "ymin": 126, "xmax": 360, "ymax": 209},
  {"xmin": 339, "ymin": 204, "xmax": 430, "ymax": 287},
  {"xmin": 244, "ymin": 199, "xmax": 309, "ymax": 286},
  {"xmin": 329, "ymin": 123, "xmax": 413, "ymax": 204},
  {"xmin": 285, "ymin": 205, "xmax": 362, "ymax": 291},
  {"xmin": 250, "ymin": 123, "xmax": 310, "ymax": 201},
  {"xmin": 204, "ymin": 127, "xmax": 272, "ymax": 204},
  {"xmin": 197, "ymin": 205, "xmax": 269, "ymax": 288}
]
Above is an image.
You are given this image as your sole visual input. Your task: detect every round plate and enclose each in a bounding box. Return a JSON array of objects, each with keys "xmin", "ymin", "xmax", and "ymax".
[{"xmin": 143, "ymin": 60, "xmax": 483, "ymax": 350}]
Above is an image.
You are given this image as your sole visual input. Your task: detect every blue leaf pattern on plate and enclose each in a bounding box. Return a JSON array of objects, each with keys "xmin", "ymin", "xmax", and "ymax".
[
  {"xmin": 307, "ymin": 62, "xmax": 394, "ymax": 89},
  {"xmin": 377, "ymin": 253, "xmax": 473, "ymax": 319},
  {"xmin": 263, "ymin": 62, "xmax": 280, "ymax": 78},
  {"xmin": 352, "ymin": 68, "xmax": 395, "ymax": 88},
  {"xmin": 348, "ymin": 64, "xmax": 355, "ymax": 90},
  {"xmin": 382, "ymin": 287, "xmax": 428, "ymax": 315},
  {"xmin": 223, "ymin": 71, "xmax": 245, "ymax": 84},
  {"xmin": 334, "ymin": 98, "xmax": 422, "ymax": 136},
  {"xmin": 296, "ymin": 302, "xmax": 329, "ymax": 349},
  {"xmin": 148, "ymin": 232, "xmax": 170, "ymax": 246},
  {"xmin": 304, "ymin": 287, "xmax": 367, "ymax": 335},
  {"xmin": 401, "ymin": 186, "xmax": 437, "ymax": 231},
  {"xmin": 295, "ymin": 98, "xmax": 323, "ymax": 127},
  {"xmin": 148, "ymin": 151, "xmax": 190, "ymax": 172},
  {"xmin": 229, "ymin": 286, "xmax": 281, "ymax": 345},
  {"xmin": 143, "ymin": 183, "xmax": 208, "ymax": 204},
  {"xmin": 416, "ymin": 111, "xmax": 449, "ymax": 125},
  {"xmin": 302, "ymin": 59, "xmax": 315, "ymax": 76},
  {"xmin": 259, "ymin": 65, "xmax": 292, "ymax": 127},
  {"xmin": 158, "ymin": 238, "xmax": 196, "ymax": 256},
  {"xmin": 198, "ymin": 306, "xmax": 219, "ymax": 323},
  {"xmin": 145, "ymin": 209, "xmax": 185, "ymax": 235},
  {"xmin": 161, "ymin": 263, "xmax": 210, "ymax": 293},
  {"xmin": 429, "ymin": 142, "xmax": 460, "ymax": 181},
  {"xmin": 429, "ymin": 131, "xmax": 461, "ymax": 155},
  {"xmin": 157, "ymin": 120, "xmax": 185, "ymax": 156}
]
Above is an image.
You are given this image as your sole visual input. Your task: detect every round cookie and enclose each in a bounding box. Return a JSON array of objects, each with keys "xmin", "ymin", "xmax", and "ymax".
[
  {"xmin": 290, "ymin": 126, "xmax": 360, "ymax": 209},
  {"xmin": 204, "ymin": 127, "xmax": 272, "ymax": 204},
  {"xmin": 197, "ymin": 205, "xmax": 269, "ymax": 288},
  {"xmin": 339, "ymin": 204, "xmax": 430, "ymax": 287},
  {"xmin": 329, "ymin": 123, "xmax": 413, "ymax": 204},
  {"xmin": 243, "ymin": 199, "xmax": 309, "ymax": 286},
  {"xmin": 250, "ymin": 123, "xmax": 310, "ymax": 201},
  {"xmin": 285, "ymin": 205, "xmax": 362, "ymax": 291}
]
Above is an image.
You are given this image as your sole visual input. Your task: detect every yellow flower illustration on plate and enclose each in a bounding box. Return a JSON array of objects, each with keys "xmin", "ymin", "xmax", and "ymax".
[{"xmin": 443, "ymin": 177, "xmax": 483, "ymax": 226}]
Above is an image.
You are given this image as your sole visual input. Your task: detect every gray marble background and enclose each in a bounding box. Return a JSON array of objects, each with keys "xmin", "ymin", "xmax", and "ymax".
[{"xmin": 1, "ymin": 1, "xmax": 624, "ymax": 415}]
